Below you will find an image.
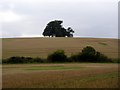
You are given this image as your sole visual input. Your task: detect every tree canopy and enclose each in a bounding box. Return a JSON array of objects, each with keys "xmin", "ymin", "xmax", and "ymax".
[{"xmin": 42, "ymin": 20, "xmax": 74, "ymax": 37}]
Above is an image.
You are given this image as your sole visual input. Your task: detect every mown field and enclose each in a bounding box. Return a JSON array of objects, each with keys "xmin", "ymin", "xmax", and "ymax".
[
  {"xmin": 2, "ymin": 63, "xmax": 118, "ymax": 88},
  {"xmin": 2, "ymin": 37, "xmax": 118, "ymax": 59}
]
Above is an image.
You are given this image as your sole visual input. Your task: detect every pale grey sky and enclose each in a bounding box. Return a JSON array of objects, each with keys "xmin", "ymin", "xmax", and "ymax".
[{"xmin": 0, "ymin": 0, "xmax": 118, "ymax": 38}]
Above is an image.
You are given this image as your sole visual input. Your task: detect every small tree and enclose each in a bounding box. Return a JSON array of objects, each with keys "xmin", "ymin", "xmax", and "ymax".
[{"xmin": 47, "ymin": 50, "xmax": 67, "ymax": 62}]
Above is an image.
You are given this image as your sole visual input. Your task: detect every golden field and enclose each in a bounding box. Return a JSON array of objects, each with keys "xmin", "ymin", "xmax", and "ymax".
[
  {"xmin": 2, "ymin": 37, "xmax": 118, "ymax": 59},
  {"xmin": 2, "ymin": 37, "xmax": 119, "ymax": 88}
]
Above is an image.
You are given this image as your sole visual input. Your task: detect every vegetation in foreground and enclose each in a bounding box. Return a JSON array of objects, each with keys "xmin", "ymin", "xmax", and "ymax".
[
  {"xmin": 3, "ymin": 46, "xmax": 119, "ymax": 64},
  {"xmin": 2, "ymin": 63, "xmax": 118, "ymax": 88}
]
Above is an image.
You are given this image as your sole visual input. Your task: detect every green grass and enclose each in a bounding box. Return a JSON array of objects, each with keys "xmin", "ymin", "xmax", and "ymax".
[{"xmin": 26, "ymin": 65, "xmax": 82, "ymax": 70}]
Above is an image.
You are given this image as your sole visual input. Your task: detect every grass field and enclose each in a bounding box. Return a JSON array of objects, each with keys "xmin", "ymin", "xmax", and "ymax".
[
  {"xmin": 2, "ymin": 37, "xmax": 119, "ymax": 88},
  {"xmin": 2, "ymin": 63, "xmax": 118, "ymax": 88},
  {"xmin": 2, "ymin": 37, "xmax": 118, "ymax": 59}
]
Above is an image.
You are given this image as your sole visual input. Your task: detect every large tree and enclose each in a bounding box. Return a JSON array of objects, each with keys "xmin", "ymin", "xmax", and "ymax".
[{"xmin": 42, "ymin": 20, "xmax": 74, "ymax": 37}]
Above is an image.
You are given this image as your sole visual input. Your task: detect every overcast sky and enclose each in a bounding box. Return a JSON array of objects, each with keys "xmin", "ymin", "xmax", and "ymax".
[{"xmin": 0, "ymin": 0, "xmax": 118, "ymax": 38}]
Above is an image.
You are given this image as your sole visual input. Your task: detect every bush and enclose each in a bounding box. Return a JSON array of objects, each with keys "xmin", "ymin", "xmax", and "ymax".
[
  {"xmin": 6, "ymin": 56, "xmax": 25, "ymax": 63},
  {"xmin": 80, "ymin": 46, "xmax": 96, "ymax": 62},
  {"xmin": 81, "ymin": 46, "xmax": 111, "ymax": 62},
  {"xmin": 47, "ymin": 50, "xmax": 67, "ymax": 62},
  {"xmin": 69, "ymin": 46, "xmax": 111, "ymax": 63},
  {"xmin": 110, "ymin": 58, "xmax": 120, "ymax": 63},
  {"xmin": 33, "ymin": 57, "xmax": 45, "ymax": 63},
  {"xmin": 69, "ymin": 53, "xmax": 81, "ymax": 62},
  {"xmin": 95, "ymin": 52, "xmax": 112, "ymax": 62},
  {"xmin": 2, "ymin": 46, "xmax": 112, "ymax": 64},
  {"xmin": 2, "ymin": 56, "xmax": 45, "ymax": 64}
]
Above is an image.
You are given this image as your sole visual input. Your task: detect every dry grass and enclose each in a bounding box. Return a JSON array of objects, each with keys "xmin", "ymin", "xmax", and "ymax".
[
  {"xmin": 2, "ymin": 38, "xmax": 119, "ymax": 88},
  {"xmin": 2, "ymin": 37, "xmax": 118, "ymax": 59},
  {"xmin": 2, "ymin": 63, "xmax": 119, "ymax": 88}
]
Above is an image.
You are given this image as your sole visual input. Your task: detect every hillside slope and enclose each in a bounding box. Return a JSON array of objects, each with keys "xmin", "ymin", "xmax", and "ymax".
[{"xmin": 2, "ymin": 37, "xmax": 118, "ymax": 59}]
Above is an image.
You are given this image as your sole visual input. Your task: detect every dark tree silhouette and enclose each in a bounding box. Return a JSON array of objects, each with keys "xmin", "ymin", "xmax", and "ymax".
[
  {"xmin": 42, "ymin": 20, "xmax": 74, "ymax": 37},
  {"xmin": 66, "ymin": 27, "xmax": 74, "ymax": 37}
]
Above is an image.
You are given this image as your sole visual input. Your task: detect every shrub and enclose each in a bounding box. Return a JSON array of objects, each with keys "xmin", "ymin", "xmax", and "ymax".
[
  {"xmin": 80, "ymin": 46, "xmax": 96, "ymax": 62},
  {"xmin": 80, "ymin": 46, "xmax": 111, "ymax": 62},
  {"xmin": 69, "ymin": 46, "xmax": 111, "ymax": 63},
  {"xmin": 6, "ymin": 56, "xmax": 25, "ymax": 63},
  {"xmin": 33, "ymin": 57, "xmax": 45, "ymax": 63},
  {"xmin": 95, "ymin": 52, "xmax": 112, "ymax": 62},
  {"xmin": 111, "ymin": 58, "xmax": 120, "ymax": 63},
  {"xmin": 2, "ymin": 56, "xmax": 45, "ymax": 64},
  {"xmin": 82, "ymin": 46, "xmax": 96, "ymax": 55},
  {"xmin": 47, "ymin": 50, "xmax": 67, "ymax": 62},
  {"xmin": 69, "ymin": 53, "xmax": 81, "ymax": 62},
  {"xmin": 2, "ymin": 46, "xmax": 112, "ymax": 64}
]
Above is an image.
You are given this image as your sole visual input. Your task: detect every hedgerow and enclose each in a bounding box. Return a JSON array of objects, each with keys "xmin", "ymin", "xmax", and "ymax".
[{"xmin": 2, "ymin": 46, "xmax": 113, "ymax": 64}]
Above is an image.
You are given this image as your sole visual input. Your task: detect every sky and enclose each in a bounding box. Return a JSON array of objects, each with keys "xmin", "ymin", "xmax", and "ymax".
[{"xmin": 0, "ymin": 0, "xmax": 119, "ymax": 38}]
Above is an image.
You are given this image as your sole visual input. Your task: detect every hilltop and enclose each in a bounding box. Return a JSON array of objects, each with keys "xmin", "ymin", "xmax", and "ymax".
[{"xmin": 2, "ymin": 37, "xmax": 118, "ymax": 59}]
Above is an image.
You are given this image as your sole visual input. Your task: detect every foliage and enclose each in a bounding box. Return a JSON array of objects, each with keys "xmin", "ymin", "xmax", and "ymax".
[
  {"xmin": 95, "ymin": 52, "xmax": 112, "ymax": 62},
  {"xmin": 42, "ymin": 20, "xmax": 74, "ymax": 37},
  {"xmin": 47, "ymin": 50, "xmax": 67, "ymax": 62},
  {"xmin": 69, "ymin": 46, "xmax": 112, "ymax": 62},
  {"xmin": 80, "ymin": 46, "xmax": 96, "ymax": 62},
  {"xmin": 2, "ymin": 56, "xmax": 44, "ymax": 64},
  {"xmin": 3, "ymin": 46, "xmax": 114, "ymax": 64},
  {"xmin": 107, "ymin": 58, "xmax": 120, "ymax": 63},
  {"xmin": 68, "ymin": 53, "xmax": 81, "ymax": 62}
]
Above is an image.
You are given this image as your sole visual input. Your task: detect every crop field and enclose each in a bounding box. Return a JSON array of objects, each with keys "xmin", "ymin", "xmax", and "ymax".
[
  {"xmin": 2, "ymin": 38, "xmax": 119, "ymax": 88},
  {"xmin": 2, "ymin": 63, "xmax": 119, "ymax": 88},
  {"xmin": 2, "ymin": 37, "xmax": 118, "ymax": 59}
]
